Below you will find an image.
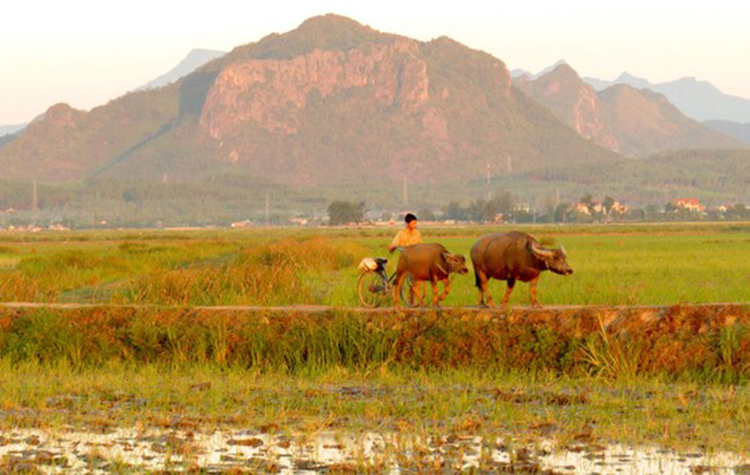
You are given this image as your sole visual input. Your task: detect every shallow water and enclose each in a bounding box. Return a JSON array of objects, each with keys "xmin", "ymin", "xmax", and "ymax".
[{"xmin": 0, "ymin": 427, "xmax": 746, "ymax": 473}]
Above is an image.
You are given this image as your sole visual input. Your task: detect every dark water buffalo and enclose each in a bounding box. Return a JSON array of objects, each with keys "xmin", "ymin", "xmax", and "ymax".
[
  {"xmin": 394, "ymin": 243, "xmax": 469, "ymax": 307},
  {"xmin": 470, "ymin": 232, "xmax": 573, "ymax": 307}
]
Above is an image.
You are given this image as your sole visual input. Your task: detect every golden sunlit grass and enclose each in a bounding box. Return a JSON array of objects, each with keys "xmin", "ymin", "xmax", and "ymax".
[{"xmin": 1, "ymin": 223, "xmax": 749, "ymax": 306}]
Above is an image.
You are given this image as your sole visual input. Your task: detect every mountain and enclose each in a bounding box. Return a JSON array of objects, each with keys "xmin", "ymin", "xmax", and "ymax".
[
  {"xmin": 598, "ymin": 85, "xmax": 740, "ymax": 156},
  {"xmin": 0, "ymin": 123, "xmax": 28, "ymax": 151},
  {"xmin": 514, "ymin": 64, "xmax": 619, "ymax": 152},
  {"xmin": 138, "ymin": 49, "xmax": 226, "ymax": 90},
  {"xmin": 0, "ymin": 124, "xmax": 25, "ymax": 137},
  {"xmin": 488, "ymin": 149, "xmax": 750, "ymax": 208},
  {"xmin": 611, "ymin": 72, "xmax": 651, "ymax": 90},
  {"xmin": 0, "ymin": 15, "xmax": 618, "ymax": 186},
  {"xmin": 583, "ymin": 72, "xmax": 750, "ymax": 123},
  {"xmin": 0, "ymin": 89, "xmax": 180, "ymax": 181},
  {"xmin": 0, "ymin": 132, "xmax": 20, "ymax": 149},
  {"xmin": 511, "ymin": 59, "xmax": 568, "ymax": 80},
  {"xmin": 703, "ymin": 120, "xmax": 750, "ymax": 145},
  {"xmin": 510, "ymin": 68, "xmax": 532, "ymax": 79},
  {"xmin": 516, "ymin": 64, "xmax": 742, "ymax": 157}
]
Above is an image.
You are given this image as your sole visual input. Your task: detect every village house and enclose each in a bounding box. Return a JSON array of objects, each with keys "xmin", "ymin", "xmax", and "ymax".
[
  {"xmin": 573, "ymin": 200, "xmax": 628, "ymax": 216},
  {"xmin": 674, "ymin": 198, "xmax": 705, "ymax": 212},
  {"xmin": 574, "ymin": 203, "xmax": 591, "ymax": 214},
  {"xmin": 230, "ymin": 220, "xmax": 253, "ymax": 228},
  {"xmin": 611, "ymin": 201, "xmax": 629, "ymax": 214},
  {"xmin": 289, "ymin": 217, "xmax": 309, "ymax": 226}
]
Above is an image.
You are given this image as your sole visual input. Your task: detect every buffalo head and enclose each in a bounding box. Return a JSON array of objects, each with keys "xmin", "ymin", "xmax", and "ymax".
[
  {"xmin": 529, "ymin": 242, "xmax": 573, "ymax": 276},
  {"xmin": 442, "ymin": 253, "xmax": 469, "ymax": 275}
]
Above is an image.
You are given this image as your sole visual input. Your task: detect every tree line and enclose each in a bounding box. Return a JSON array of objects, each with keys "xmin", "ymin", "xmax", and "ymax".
[{"xmin": 327, "ymin": 192, "xmax": 750, "ymax": 225}]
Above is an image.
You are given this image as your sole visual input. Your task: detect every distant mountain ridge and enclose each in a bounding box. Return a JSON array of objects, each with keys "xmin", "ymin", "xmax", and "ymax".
[
  {"xmin": 514, "ymin": 64, "xmax": 741, "ymax": 157},
  {"xmin": 511, "ymin": 59, "xmax": 568, "ymax": 81},
  {"xmin": 703, "ymin": 120, "xmax": 750, "ymax": 144},
  {"xmin": 0, "ymin": 124, "xmax": 25, "ymax": 137},
  {"xmin": 583, "ymin": 71, "xmax": 750, "ymax": 123},
  {"xmin": 138, "ymin": 48, "xmax": 226, "ymax": 90}
]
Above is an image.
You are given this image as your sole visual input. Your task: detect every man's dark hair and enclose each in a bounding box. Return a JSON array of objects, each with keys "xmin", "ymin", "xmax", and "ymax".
[{"xmin": 404, "ymin": 213, "xmax": 418, "ymax": 223}]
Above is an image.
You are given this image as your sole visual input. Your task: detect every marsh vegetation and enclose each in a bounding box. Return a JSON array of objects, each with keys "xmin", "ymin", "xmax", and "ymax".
[{"xmin": 0, "ymin": 223, "xmax": 748, "ymax": 471}]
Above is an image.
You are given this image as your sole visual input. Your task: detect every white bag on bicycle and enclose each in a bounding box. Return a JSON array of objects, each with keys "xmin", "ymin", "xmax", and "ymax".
[{"xmin": 358, "ymin": 257, "xmax": 379, "ymax": 271}]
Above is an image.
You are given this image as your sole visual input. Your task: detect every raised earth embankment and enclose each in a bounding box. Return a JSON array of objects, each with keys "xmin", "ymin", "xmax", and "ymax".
[{"xmin": 0, "ymin": 303, "xmax": 747, "ymax": 380}]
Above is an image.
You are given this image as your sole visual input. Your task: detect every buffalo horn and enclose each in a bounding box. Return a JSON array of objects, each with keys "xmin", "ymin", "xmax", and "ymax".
[{"xmin": 530, "ymin": 241, "xmax": 554, "ymax": 259}]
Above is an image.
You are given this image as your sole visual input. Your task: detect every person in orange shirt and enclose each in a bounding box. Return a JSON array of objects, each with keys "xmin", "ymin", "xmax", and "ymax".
[
  {"xmin": 388, "ymin": 213, "xmax": 422, "ymax": 253},
  {"xmin": 388, "ymin": 213, "xmax": 423, "ymax": 303}
]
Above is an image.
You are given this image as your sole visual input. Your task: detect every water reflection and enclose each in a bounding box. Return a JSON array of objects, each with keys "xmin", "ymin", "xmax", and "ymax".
[{"xmin": 0, "ymin": 427, "xmax": 745, "ymax": 473}]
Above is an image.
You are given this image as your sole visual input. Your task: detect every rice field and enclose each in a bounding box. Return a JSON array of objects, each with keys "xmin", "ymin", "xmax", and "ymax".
[
  {"xmin": 0, "ymin": 223, "xmax": 748, "ymax": 471},
  {"xmin": 0, "ymin": 222, "xmax": 749, "ymax": 307}
]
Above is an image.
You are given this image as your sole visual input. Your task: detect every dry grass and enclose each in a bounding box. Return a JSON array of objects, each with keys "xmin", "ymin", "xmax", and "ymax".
[
  {"xmin": 122, "ymin": 236, "xmax": 366, "ymax": 306},
  {"xmin": 0, "ymin": 305, "xmax": 747, "ymax": 382}
]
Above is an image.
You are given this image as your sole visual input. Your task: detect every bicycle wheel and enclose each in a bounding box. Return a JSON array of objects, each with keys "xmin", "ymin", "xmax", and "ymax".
[
  {"xmin": 358, "ymin": 271, "xmax": 388, "ymax": 308},
  {"xmin": 399, "ymin": 275, "xmax": 419, "ymax": 307}
]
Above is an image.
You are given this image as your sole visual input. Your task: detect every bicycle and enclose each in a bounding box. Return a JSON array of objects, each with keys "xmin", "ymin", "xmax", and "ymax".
[{"xmin": 357, "ymin": 253, "xmax": 416, "ymax": 308}]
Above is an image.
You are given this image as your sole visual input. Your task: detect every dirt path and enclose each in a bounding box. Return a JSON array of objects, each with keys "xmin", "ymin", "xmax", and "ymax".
[{"xmin": 1, "ymin": 301, "xmax": 746, "ymax": 314}]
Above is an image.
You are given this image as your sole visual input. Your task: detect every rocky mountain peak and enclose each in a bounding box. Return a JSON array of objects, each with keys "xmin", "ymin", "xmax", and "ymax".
[
  {"xmin": 227, "ymin": 14, "xmax": 398, "ymax": 64},
  {"xmin": 29, "ymin": 103, "xmax": 87, "ymax": 133},
  {"xmin": 295, "ymin": 14, "xmax": 378, "ymax": 36},
  {"xmin": 515, "ymin": 63, "xmax": 617, "ymax": 150},
  {"xmin": 200, "ymin": 38, "xmax": 429, "ymax": 141}
]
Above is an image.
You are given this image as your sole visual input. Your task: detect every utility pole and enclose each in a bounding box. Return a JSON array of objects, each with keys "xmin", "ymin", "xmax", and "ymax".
[
  {"xmin": 486, "ymin": 163, "xmax": 491, "ymax": 200},
  {"xmin": 402, "ymin": 175, "xmax": 408, "ymax": 207},
  {"xmin": 507, "ymin": 155, "xmax": 513, "ymax": 172},
  {"xmin": 31, "ymin": 181, "xmax": 38, "ymax": 212},
  {"xmin": 265, "ymin": 192, "xmax": 270, "ymax": 225}
]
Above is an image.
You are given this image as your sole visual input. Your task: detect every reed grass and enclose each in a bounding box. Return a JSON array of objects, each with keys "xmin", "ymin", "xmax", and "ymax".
[{"xmin": 0, "ymin": 306, "xmax": 747, "ymax": 383}]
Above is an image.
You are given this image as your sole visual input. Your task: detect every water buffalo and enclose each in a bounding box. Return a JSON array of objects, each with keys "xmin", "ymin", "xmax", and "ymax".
[
  {"xmin": 470, "ymin": 232, "xmax": 573, "ymax": 307},
  {"xmin": 394, "ymin": 243, "xmax": 469, "ymax": 307}
]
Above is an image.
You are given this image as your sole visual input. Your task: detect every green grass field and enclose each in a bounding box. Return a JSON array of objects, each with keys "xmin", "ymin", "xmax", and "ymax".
[
  {"xmin": 1, "ymin": 223, "xmax": 749, "ymax": 306},
  {"xmin": 0, "ymin": 224, "xmax": 748, "ymax": 469}
]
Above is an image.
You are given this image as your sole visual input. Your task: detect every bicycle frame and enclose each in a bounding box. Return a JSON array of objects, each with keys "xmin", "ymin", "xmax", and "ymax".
[{"xmin": 357, "ymin": 257, "xmax": 416, "ymax": 307}]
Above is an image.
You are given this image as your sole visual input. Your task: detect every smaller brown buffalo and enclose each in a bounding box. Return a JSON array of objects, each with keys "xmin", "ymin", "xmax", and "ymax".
[
  {"xmin": 394, "ymin": 243, "xmax": 468, "ymax": 307},
  {"xmin": 471, "ymin": 232, "xmax": 573, "ymax": 307}
]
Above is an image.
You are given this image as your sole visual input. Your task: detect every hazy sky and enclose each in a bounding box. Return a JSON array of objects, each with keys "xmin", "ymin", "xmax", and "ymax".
[{"xmin": 2, "ymin": 0, "xmax": 749, "ymax": 124}]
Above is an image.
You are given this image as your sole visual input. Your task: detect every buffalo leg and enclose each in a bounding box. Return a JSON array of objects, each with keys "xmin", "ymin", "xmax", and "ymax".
[
  {"xmin": 431, "ymin": 278, "xmax": 440, "ymax": 306},
  {"xmin": 529, "ymin": 276, "xmax": 541, "ymax": 307},
  {"xmin": 439, "ymin": 278, "xmax": 450, "ymax": 302},
  {"xmin": 413, "ymin": 281, "xmax": 427, "ymax": 306},
  {"xmin": 393, "ymin": 272, "xmax": 407, "ymax": 307},
  {"xmin": 501, "ymin": 278, "xmax": 516, "ymax": 305},
  {"xmin": 476, "ymin": 271, "xmax": 493, "ymax": 307}
]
